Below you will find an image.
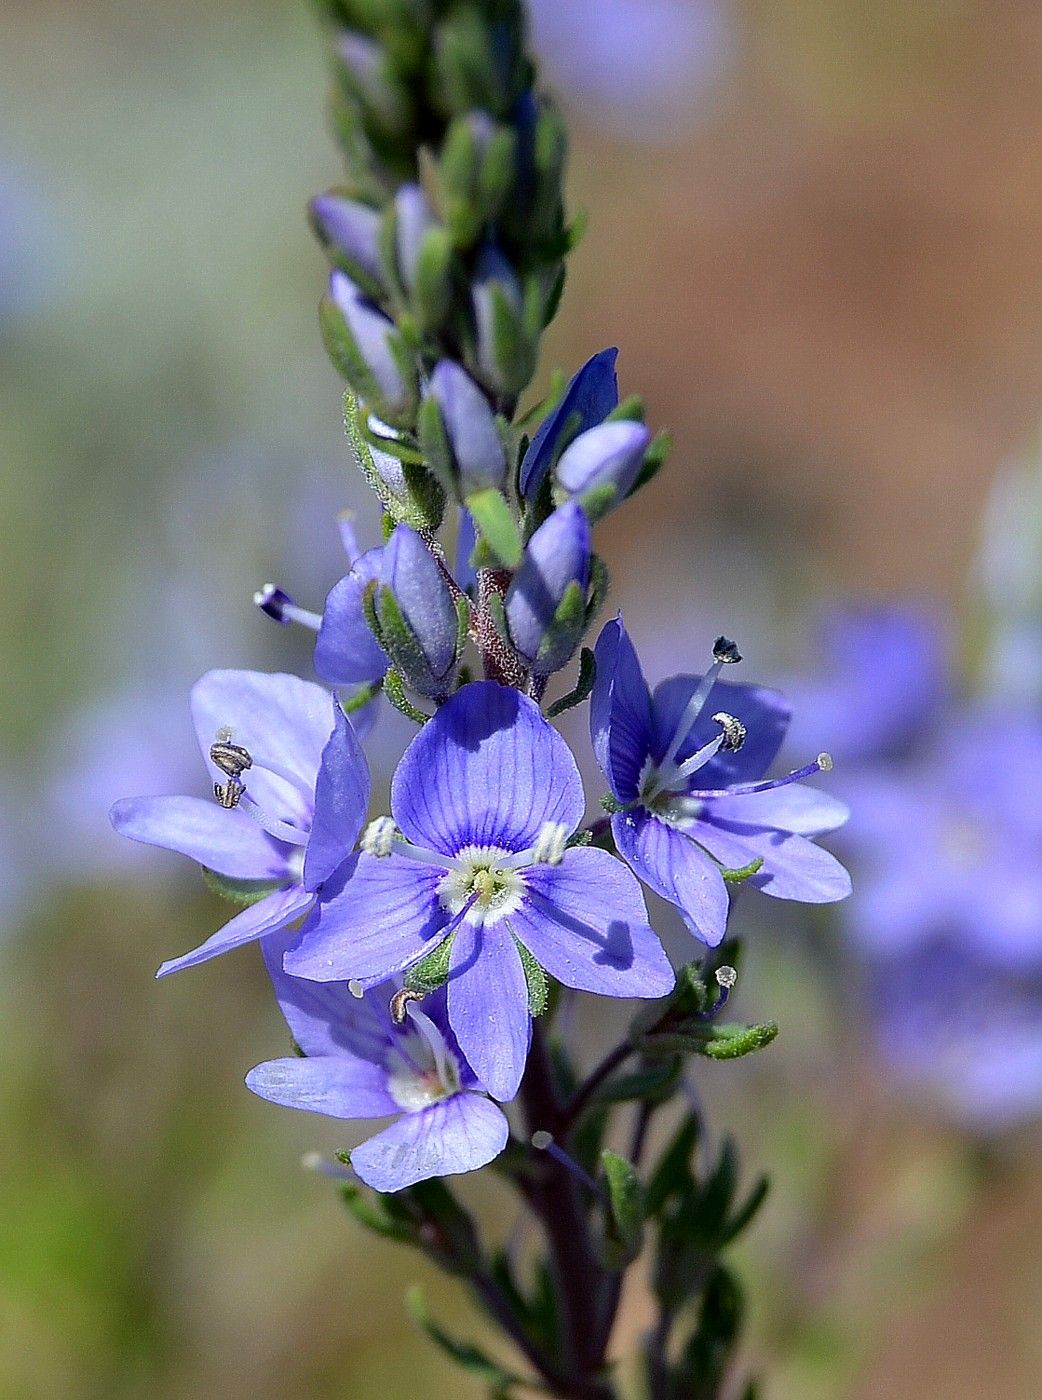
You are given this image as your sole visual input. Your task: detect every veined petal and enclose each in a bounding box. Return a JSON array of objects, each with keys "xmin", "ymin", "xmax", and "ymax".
[
  {"xmin": 303, "ymin": 703, "xmax": 371, "ymax": 892},
  {"xmin": 519, "ymin": 347, "xmax": 619, "ymax": 499},
  {"xmin": 245, "ymin": 1055, "xmax": 398, "ymax": 1120},
  {"xmin": 707, "ymin": 783, "xmax": 849, "ymax": 836},
  {"xmin": 516, "ymin": 846, "xmax": 674, "ymax": 997},
  {"xmin": 697, "ymin": 817, "xmax": 852, "ymax": 903},
  {"xmin": 313, "ymin": 547, "xmax": 388, "ymax": 687},
  {"xmin": 590, "ymin": 616, "xmax": 653, "ymax": 802},
  {"xmin": 157, "ymin": 883, "xmax": 314, "ymax": 978},
  {"xmin": 261, "ymin": 927, "xmax": 393, "ymax": 1061},
  {"xmin": 392, "ymin": 682, "xmax": 585, "ymax": 856},
  {"xmin": 284, "ymin": 853, "xmax": 447, "ymax": 983},
  {"xmin": 447, "ymin": 921, "xmax": 530, "ymax": 1102},
  {"xmin": 110, "ymin": 795, "xmax": 294, "ymax": 881},
  {"xmin": 191, "ymin": 671, "xmax": 333, "ymax": 826},
  {"xmin": 351, "ymin": 1093, "xmax": 509, "ymax": 1192},
  {"xmin": 612, "ymin": 807, "xmax": 729, "ymax": 947},
  {"xmin": 651, "ymin": 676, "xmax": 791, "ymax": 787}
]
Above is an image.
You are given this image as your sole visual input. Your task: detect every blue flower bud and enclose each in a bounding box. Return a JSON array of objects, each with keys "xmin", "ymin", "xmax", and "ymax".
[
  {"xmin": 428, "ymin": 360, "xmax": 506, "ymax": 495},
  {"xmin": 505, "ymin": 501, "xmax": 591, "ymax": 675},
  {"xmin": 394, "ymin": 184, "xmax": 434, "ymax": 290},
  {"xmin": 310, "ymin": 192, "xmax": 383, "ymax": 292},
  {"xmin": 471, "ymin": 245, "xmax": 538, "ymax": 399},
  {"xmin": 336, "ymin": 30, "xmax": 410, "ymax": 135},
  {"xmin": 325, "ymin": 270, "xmax": 415, "ymax": 420},
  {"xmin": 556, "ymin": 420, "xmax": 650, "ymax": 517},
  {"xmin": 378, "ymin": 525, "xmax": 460, "ymax": 698},
  {"xmin": 520, "ymin": 347, "xmax": 619, "ymax": 499}
]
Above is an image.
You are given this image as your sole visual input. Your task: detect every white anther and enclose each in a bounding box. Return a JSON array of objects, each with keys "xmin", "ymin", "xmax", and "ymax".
[
  {"xmin": 715, "ymin": 965, "xmax": 737, "ymax": 990},
  {"xmin": 712, "ymin": 712, "xmax": 747, "ymax": 753},
  {"xmin": 817, "ymin": 752, "xmax": 834, "ymax": 772},
  {"xmin": 532, "ymin": 821, "xmax": 570, "ymax": 867},
  {"xmin": 361, "ymin": 816, "xmax": 399, "ymax": 857},
  {"xmin": 347, "ymin": 979, "xmax": 364, "ymax": 999}
]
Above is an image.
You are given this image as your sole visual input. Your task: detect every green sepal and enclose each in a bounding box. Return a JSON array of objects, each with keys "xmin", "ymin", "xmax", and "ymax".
[
  {"xmin": 340, "ymin": 678, "xmax": 383, "ymax": 714},
  {"xmin": 584, "ymin": 554, "xmax": 610, "ymax": 627},
  {"xmin": 339, "ymin": 1180, "xmax": 419, "ymax": 1244},
  {"xmin": 576, "ymin": 481, "xmax": 619, "ymax": 523},
  {"xmin": 431, "ymin": 4, "xmax": 524, "ymax": 118},
  {"xmin": 588, "ymin": 1058, "xmax": 680, "ymax": 1108},
  {"xmin": 720, "ymin": 1174, "xmax": 770, "ymax": 1247},
  {"xmin": 606, "ymin": 394, "xmax": 646, "ymax": 424},
  {"xmin": 721, "ymin": 856, "xmax": 764, "ymax": 884},
  {"xmin": 412, "ymin": 226, "xmax": 454, "ymax": 333},
  {"xmin": 403, "ymin": 932, "xmax": 457, "ymax": 995},
  {"xmin": 383, "ymin": 666, "xmax": 429, "ymax": 725},
  {"xmin": 600, "ymin": 1149, "xmax": 645, "ymax": 1269},
  {"xmin": 454, "ymin": 591, "xmax": 471, "ymax": 661},
  {"xmin": 546, "ymin": 647, "xmax": 597, "ymax": 718},
  {"xmin": 417, "ymin": 392, "xmax": 458, "ymax": 498},
  {"xmin": 486, "ymin": 280, "xmax": 536, "ymax": 398},
  {"xmin": 321, "ymin": 297, "xmax": 380, "ymax": 397},
  {"xmin": 376, "ymin": 585, "xmax": 440, "ymax": 696},
  {"xmin": 466, "ymin": 487, "xmax": 523, "ymax": 568},
  {"xmin": 478, "ymin": 125, "xmax": 518, "ymax": 217},
  {"xmin": 514, "ymin": 938, "xmax": 549, "ymax": 1017},
  {"xmin": 534, "ymin": 578, "xmax": 585, "ymax": 673},
  {"xmin": 344, "ymin": 393, "xmax": 431, "ymax": 528},
  {"xmin": 631, "ymin": 429, "xmax": 671, "ymax": 495},
  {"xmin": 698, "ymin": 1021, "xmax": 779, "ymax": 1061},
  {"xmin": 201, "ymin": 868, "xmax": 283, "ymax": 908},
  {"xmin": 407, "ymin": 1286, "xmax": 528, "ymax": 1394},
  {"xmin": 361, "ymin": 577, "xmax": 384, "ymax": 647},
  {"xmin": 486, "ymin": 590, "xmax": 511, "ymax": 646}
]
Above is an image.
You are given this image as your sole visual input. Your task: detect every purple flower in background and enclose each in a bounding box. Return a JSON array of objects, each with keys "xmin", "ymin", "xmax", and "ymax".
[
  {"xmin": 843, "ymin": 706, "xmax": 1042, "ymax": 967},
  {"xmin": 783, "ymin": 604, "xmax": 948, "ymax": 765},
  {"xmin": 285, "ymin": 681, "xmax": 674, "ymax": 1101},
  {"xmin": 309, "ymin": 191, "xmax": 383, "ymax": 290},
  {"xmin": 869, "ymin": 942, "xmax": 1042, "ymax": 1132},
  {"xmin": 592, "ymin": 617, "xmax": 850, "ymax": 947},
  {"xmin": 111, "ymin": 672, "xmax": 369, "ymax": 977},
  {"xmin": 520, "ymin": 347, "xmax": 619, "ymax": 500},
  {"xmin": 247, "ymin": 929, "xmax": 508, "ymax": 1191}
]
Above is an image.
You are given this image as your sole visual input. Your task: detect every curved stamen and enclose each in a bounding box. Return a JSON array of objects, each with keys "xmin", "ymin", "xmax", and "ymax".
[
  {"xmin": 500, "ymin": 821, "xmax": 572, "ymax": 871},
  {"xmin": 691, "ymin": 753, "xmax": 833, "ymax": 800},
  {"xmin": 657, "ymin": 636, "xmax": 743, "ymax": 776},
  {"xmin": 406, "ymin": 1004, "xmax": 459, "ymax": 1091},
  {"xmin": 645, "ymin": 733, "xmax": 725, "ymax": 802},
  {"xmin": 254, "ymin": 584, "xmax": 322, "ymax": 632},
  {"xmin": 238, "ymin": 793, "xmax": 310, "ymax": 846}
]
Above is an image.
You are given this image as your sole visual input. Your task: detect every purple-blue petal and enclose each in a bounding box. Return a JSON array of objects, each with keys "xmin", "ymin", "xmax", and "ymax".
[
  {"xmin": 350, "ymin": 1092, "xmax": 509, "ymax": 1191},
  {"xmin": 520, "ymin": 347, "xmax": 619, "ymax": 499},
  {"xmin": 695, "ymin": 815, "xmax": 852, "ymax": 903},
  {"xmin": 314, "ymin": 546, "xmax": 388, "ymax": 687},
  {"xmin": 429, "ymin": 359, "xmax": 506, "ymax": 494},
  {"xmin": 504, "ymin": 502, "xmax": 590, "ymax": 671},
  {"xmin": 447, "ymin": 920, "xmax": 530, "ymax": 1102},
  {"xmin": 391, "ymin": 681, "xmax": 585, "ymax": 856},
  {"xmin": 590, "ymin": 616, "xmax": 653, "ymax": 803},
  {"xmin": 156, "ymin": 883, "xmax": 314, "ymax": 978},
  {"xmin": 652, "ymin": 674, "xmax": 791, "ymax": 787},
  {"xmin": 303, "ymin": 702, "xmax": 371, "ymax": 892},
  {"xmin": 555, "ymin": 419, "xmax": 650, "ymax": 503},
  {"xmin": 516, "ymin": 846, "xmax": 674, "ymax": 997},
  {"xmin": 246, "ymin": 1055, "xmax": 398, "ymax": 1120},
  {"xmin": 284, "ymin": 853, "xmax": 447, "ymax": 983},
  {"xmin": 707, "ymin": 783, "xmax": 849, "ymax": 836},
  {"xmin": 262, "ymin": 927, "xmax": 394, "ymax": 1060},
  {"xmin": 612, "ymin": 807, "xmax": 730, "ymax": 946},
  {"xmin": 110, "ymin": 795, "xmax": 295, "ymax": 881},
  {"xmin": 310, "ymin": 192, "xmax": 383, "ymax": 283}
]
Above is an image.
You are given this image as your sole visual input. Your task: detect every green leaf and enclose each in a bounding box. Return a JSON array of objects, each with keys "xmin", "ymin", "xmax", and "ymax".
[
  {"xmin": 406, "ymin": 1286, "xmax": 526, "ymax": 1392},
  {"xmin": 514, "ymin": 939, "xmax": 549, "ymax": 1016},
  {"xmin": 720, "ymin": 1174, "xmax": 770, "ymax": 1247},
  {"xmin": 200, "ymin": 868, "xmax": 283, "ymax": 907},
  {"xmin": 466, "ymin": 488, "xmax": 523, "ymax": 568},
  {"xmin": 699, "ymin": 1021, "xmax": 779, "ymax": 1061},
  {"xmin": 606, "ymin": 394, "xmax": 646, "ymax": 424},
  {"xmin": 645, "ymin": 1115, "xmax": 699, "ymax": 1217},
  {"xmin": 404, "ymin": 933, "xmax": 456, "ymax": 995},
  {"xmin": 600, "ymin": 1150, "xmax": 645, "ymax": 1268},
  {"xmin": 588, "ymin": 1059, "xmax": 680, "ymax": 1107}
]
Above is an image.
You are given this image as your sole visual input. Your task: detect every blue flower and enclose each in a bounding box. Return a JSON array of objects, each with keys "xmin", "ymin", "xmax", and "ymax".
[
  {"xmin": 110, "ymin": 671, "xmax": 369, "ymax": 976},
  {"xmin": 247, "ymin": 930, "xmax": 509, "ymax": 1191},
  {"xmin": 591, "ymin": 617, "xmax": 851, "ymax": 947},
  {"xmin": 505, "ymin": 501, "xmax": 590, "ymax": 676},
  {"xmin": 284, "ymin": 681, "xmax": 674, "ymax": 1102}
]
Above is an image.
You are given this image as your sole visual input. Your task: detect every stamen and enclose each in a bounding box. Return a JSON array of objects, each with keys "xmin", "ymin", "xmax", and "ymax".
[
  {"xmin": 390, "ymin": 987, "xmax": 425, "ymax": 1024},
  {"xmin": 502, "ymin": 820, "xmax": 572, "ymax": 870},
  {"xmin": 711, "ymin": 712, "xmax": 746, "ymax": 752},
  {"xmin": 238, "ymin": 793, "xmax": 309, "ymax": 845},
  {"xmin": 210, "ymin": 739, "xmax": 253, "ymax": 778},
  {"xmin": 698, "ymin": 964, "xmax": 737, "ymax": 1020},
  {"xmin": 530, "ymin": 1132, "xmax": 607, "ymax": 1203},
  {"xmin": 253, "ymin": 584, "xmax": 322, "ymax": 631},
  {"xmin": 213, "ymin": 778, "xmax": 245, "ymax": 809},
  {"xmin": 692, "ymin": 753, "xmax": 834, "ymax": 800},
  {"xmin": 348, "ymin": 980, "xmax": 364, "ymax": 999},
  {"xmin": 658, "ymin": 637, "xmax": 743, "ymax": 775},
  {"xmin": 406, "ymin": 1003, "xmax": 459, "ymax": 1092},
  {"xmin": 362, "ymin": 816, "xmax": 399, "ymax": 857}
]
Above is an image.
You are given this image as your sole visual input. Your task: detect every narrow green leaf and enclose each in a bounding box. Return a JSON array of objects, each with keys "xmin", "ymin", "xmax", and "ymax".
[
  {"xmin": 600, "ymin": 1149, "xmax": 645, "ymax": 1268},
  {"xmin": 406, "ymin": 1286, "xmax": 526, "ymax": 1391},
  {"xmin": 201, "ymin": 868, "xmax": 283, "ymax": 908},
  {"xmin": 466, "ymin": 488, "xmax": 523, "ymax": 567}
]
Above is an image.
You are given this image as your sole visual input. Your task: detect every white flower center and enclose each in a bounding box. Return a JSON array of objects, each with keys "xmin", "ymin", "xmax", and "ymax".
[
  {"xmin": 437, "ymin": 844, "xmax": 525, "ymax": 927},
  {"xmin": 385, "ymin": 1008, "xmax": 462, "ymax": 1111}
]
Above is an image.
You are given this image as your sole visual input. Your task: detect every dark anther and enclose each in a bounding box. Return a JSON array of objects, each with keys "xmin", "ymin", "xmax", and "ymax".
[
  {"xmin": 213, "ymin": 778, "xmax": 246, "ymax": 809},
  {"xmin": 210, "ymin": 740, "xmax": 253, "ymax": 779},
  {"xmin": 390, "ymin": 988, "xmax": 426, "ymax": 1025},
  {"xmin": 712, "ymin": 636, "xmax": 742, "ymax": 665}
]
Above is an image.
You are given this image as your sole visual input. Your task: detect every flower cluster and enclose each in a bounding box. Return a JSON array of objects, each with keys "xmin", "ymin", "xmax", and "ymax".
[
  {"xmin": 111, "ymin": 0, "xmax": 849, "ymax": 1204},
  {"xmin": 794, "ymin": 602, "xmax": 1042, "ymax": 1129}
]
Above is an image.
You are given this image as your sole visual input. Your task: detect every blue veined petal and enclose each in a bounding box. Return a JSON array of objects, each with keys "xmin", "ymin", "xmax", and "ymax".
[
  {"xmin": 261, "ymin": 927, "xmax": 394, "ymax": 1062},
  {"xmin": 695, "ymin": 816, "xmax": 852, "ymax": 903},
  {"xmin": 314, "ymin": 546, "xmax": 388, "ymax": 687},
  {"xmin": 110, "ymin": 795, "xmax": 295, "ymax": 881},
  {"xmin": 245, "ymin": 1055, "xmax": 398, "ymax": 1120},
  {"xmin": 651, "ymin": 674, "xmax": 791, "ymax": 788},
  {"xmin": 157, "ymin": 883, "xmax": 315, "ymax": 978},
  {"xmin": 612, "ymin": 806, "xmax": 730, "ymax": 947},
  {"xmin": 706, "ymin": 783, "xmax": 848, "ymax": 836},
  {"xmin": 447, "ymin": 921, "xmax": 530, "ymax": 1103},
  {"xmin": 350, "ymin": 1092, "xmax": 509, "ymax": 1191},
  {"xmin": 590, "ymin": 616, "xmax": 653, "ymax": 803},
  {"xmin": 303, "ymin": 702, "xmax": 371, "ymax": 892}
]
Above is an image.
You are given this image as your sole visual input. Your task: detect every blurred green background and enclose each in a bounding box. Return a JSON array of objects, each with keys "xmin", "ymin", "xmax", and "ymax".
[{"xmin": 4, "ymin": 1, "xmax": 1042, "ymax": 1396}]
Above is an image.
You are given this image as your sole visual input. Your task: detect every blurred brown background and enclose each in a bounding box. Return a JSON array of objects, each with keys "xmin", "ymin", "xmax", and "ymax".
[{"xmin": 2, "ymin": 1, "xmax": 1041, "ymax": 1396}]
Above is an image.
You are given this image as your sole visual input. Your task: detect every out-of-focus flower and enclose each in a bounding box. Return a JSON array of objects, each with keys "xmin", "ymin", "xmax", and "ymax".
[
  {"xmin": 247, "ymin": 930, "xmax": 508, "ymax": 1191},
  {"xmin": 285, "ymin": 682, "xmax": 674, "ymax": 1102},
  {"xmin": 869, "ymin": 943, "xmax": 1042, "ymax": 1133},
  {"xmin": 592, "ymin": 616, "xmax": 850, "ymax": 947},
  {"xmin": 527, "ymin": 0, "xmax": 735, "ymax": 141},
  {"xmin": 111, "ymin": 672, "xmax": 369, "ymax": 977}
]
